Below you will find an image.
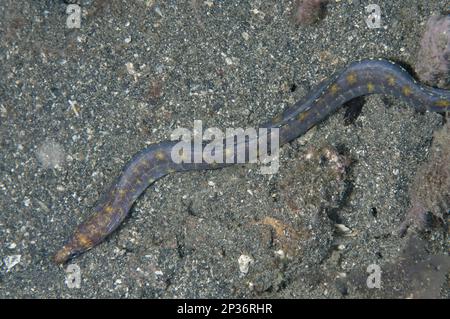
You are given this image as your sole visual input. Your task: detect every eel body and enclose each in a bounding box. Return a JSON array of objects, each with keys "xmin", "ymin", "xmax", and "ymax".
[{"xmin": 53, "ymin": 59, "xmax": 450, "ymax": 264}]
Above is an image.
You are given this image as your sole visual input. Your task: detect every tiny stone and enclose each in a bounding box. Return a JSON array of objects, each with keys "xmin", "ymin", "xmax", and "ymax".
[{"xmin": 238, "ymin": 254, "xmax": 254, "ymax": 275}]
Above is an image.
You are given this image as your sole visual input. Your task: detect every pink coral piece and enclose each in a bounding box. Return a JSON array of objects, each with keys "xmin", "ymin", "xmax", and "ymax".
[
  {"xmin": 294, "ymin": 0, "xmax": 327, "ymax": 26},
  {"xmin": 416, "ymin": 15, "xmax": 450, "ymax": 89}
]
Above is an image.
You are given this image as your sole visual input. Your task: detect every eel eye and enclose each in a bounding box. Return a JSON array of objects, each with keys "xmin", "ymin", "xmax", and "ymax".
[{"xmin": 67, "ymin": 251, "xmax": 81, "ymax": 261}]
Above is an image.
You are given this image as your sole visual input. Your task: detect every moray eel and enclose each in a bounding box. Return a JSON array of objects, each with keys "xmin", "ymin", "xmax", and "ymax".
[{"xmin": 53, "ymin": 58, "xmax": 450, "ymax": 264}]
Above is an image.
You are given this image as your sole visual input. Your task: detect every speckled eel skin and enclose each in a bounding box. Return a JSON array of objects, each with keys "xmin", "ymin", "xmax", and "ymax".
[{"xmin": 53, "ymin": 58, "xmax": 450, "ymax": 264}]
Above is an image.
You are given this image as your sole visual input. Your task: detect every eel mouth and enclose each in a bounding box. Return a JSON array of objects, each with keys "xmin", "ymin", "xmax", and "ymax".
[{"xmin": 53, "ymin": 245, "xmax": 76, "ymax": 264}]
